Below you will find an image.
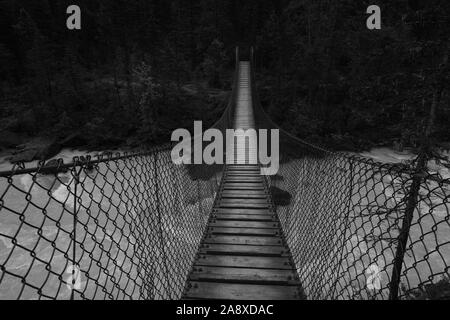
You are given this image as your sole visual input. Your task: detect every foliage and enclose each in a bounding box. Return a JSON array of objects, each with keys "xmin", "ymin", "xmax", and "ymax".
[
  {"xmin": 254, "ymin": 0, "xmax": 450, "ymax": 150},
  {"xmin": 0, "ymin": 0, "xmax": 449, "ymax": 151}
]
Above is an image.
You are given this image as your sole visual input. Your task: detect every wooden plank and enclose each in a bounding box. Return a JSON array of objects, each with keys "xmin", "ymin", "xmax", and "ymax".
[
  {"xmin": 189, "ymin": 266, "xmax": 299, "ymax": 284},
  {"xmin": 195, "ymin": 255, "xmax": 293, "ymax": 269},
  {"xmin": 204, "ymin": 235, "xmax": 283, "ymax": 246},
  {"xmin": 224, "ymin": 180, "xmax": 263, "ymax": 184},
  {"xmin": 208, "ymin": 227, "xmax": 279, "ymax": 236},
  {"xmin": 223, "ymin": 183, "xmax": 265, "ymax": 187},
  {"xmin": 182, "ymin": 62, "xmax": 305, "ymax": 301},
  {"xmin": 227, "ymin": 171, "xmax": 260, "ymax": 173},
  {"xmin": 227, "ymin": 165, "xmax": 259, "ymax": 169},
  {"xmin": 225, "ymin": 178, "xmax": 263, "ymax": 187},
  {"xmin": 210, "ymin": 220, "xmax": 278, "ymax": 229},
  {"xmin": 223, "ymin": 186, "xmax": 265, "ymax": 191},
  {"xmin": 224, "ymin": 182, "xmax": 262, "ymax": 186},
  {"xmin": 225, "ymin": 177, "xmax": 262, "ymax": 182},
  {"xmin": 199, "ymin": 244, "xmax": 286, "ymax": 256},
  {"xmin": 214, "ymin": 208, "xmax": 272, "ymax": 215},
  {"xmin": 227, "ymin": 166, "xmax": 259, "ymax": 169},
  {"xmin": 219, "ymin": 199, "xmax": 268, "ymax": 205},
  {"xmin": 226, "ymin": 174, "xmax": 261, "ymax": 178},
  {"xmin": 213, "ymin": 214, "xmax": 275, "ymax": 221},
  {"xmin": 222, "ymin": 189, "xmax": 267, "ymax": 196},
  {"xmin": 224, "ymin": 176, "xmax": 260, "ymax": 179},
  {"xmin": 184, "ymin": 282, "xmax": 301, "ymax": 300},
  {"xmin": 221, "ymin": 194, "xmax": 267, "ymax": 199},
  {"xmin": 223, "ymin": 181, "xmax": 263, "ymax": 184},
  {"xmin": 219, "ymin": 195, "xmax": 267, "ymax": 201},
  {"xmin": 221, "ymin": 190, "xmax": 266, "ymax": 195},
  {"xmin": 227, "ymin": 173, "xmax": 259, "ymax": 175},
  {"xmin": 222, "ymin": 187, "xmax": 264, "ymax": 191},
  {"xmin": 218, "ymin": 202, "xmax": 268, "ymax": 209}
]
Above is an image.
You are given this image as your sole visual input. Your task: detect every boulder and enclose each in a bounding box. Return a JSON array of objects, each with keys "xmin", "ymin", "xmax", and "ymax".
[
  {"xmin": 10, "ymin": 148, "xmax": 39, "ymax": 163},
  {"xmin": 60, "ymin": 132, "xmax": 88, "ymax": 149},
  {"xmin": 437, "ymin": 142, "xmax": 450, "ymax": 152},
  {"xmin": 10, "ymin": 139, "xmax": 62, "ymax": 163},
  {"xmin": 36, "ymin": 139, "xmax": 62, "ymax": 161}
]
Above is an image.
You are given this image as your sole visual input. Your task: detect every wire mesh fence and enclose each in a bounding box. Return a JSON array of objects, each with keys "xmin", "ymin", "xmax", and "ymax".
[
  {"xmin": 1, "ymin": 47, "xmax": 449, "ymax": 300},
  {"xmin": 264, "ymin": 148, "xmax": 449, "ymax": 300},
  {"xmin": 0, "ymin": 146, "xmax": 223, "ymax": 299},
  {"xmin": 0, "ymin": 49, "xmax": 240, "ymax": 301},
  {"xmin": 250, "ymin": 53, "xmax": 450, "ymax": 300}
]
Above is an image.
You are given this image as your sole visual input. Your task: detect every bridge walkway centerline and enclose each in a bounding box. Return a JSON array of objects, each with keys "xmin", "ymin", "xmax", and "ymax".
[{"xmin": 182, "ymin": 61, "xmax": 304, "ymax": 300}]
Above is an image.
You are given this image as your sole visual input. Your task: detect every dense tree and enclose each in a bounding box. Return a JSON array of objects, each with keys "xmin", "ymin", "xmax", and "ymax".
[
  {"xmin": 255, "ymin": 0, "xmax": 450, "ymax": 150},
  {"xmin": 0, "ymin": 0, "xmax": 448, "ymax": 151}
]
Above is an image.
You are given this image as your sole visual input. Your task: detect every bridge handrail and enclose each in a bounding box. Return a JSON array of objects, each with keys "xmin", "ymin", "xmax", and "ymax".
[
  {"xmin": 1, "ymin": 47, "xmax": 448, "ymax": 301},
  {"xmin": 248, "ymin": 48, "xmax": 443, "ymax": 175},
  {"xmin": 249, "ymin": 47, "xmax": 450, "ymax": 300},
  {"xmin": 0, "ymin": 47, "xmax": 245, "ymax": 300},
  {"xmin": 0, "ymin": 146, "xmax": 171, "ymax": 178}
]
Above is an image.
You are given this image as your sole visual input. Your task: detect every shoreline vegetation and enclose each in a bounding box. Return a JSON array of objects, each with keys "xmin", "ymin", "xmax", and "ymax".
[
  {"xmin": 1, "ymin": 142, "xmax": 449, "ymax": 177},
  {"xmin": 0, "ymin": 1, "xmax": 449, "ymax": 170}
]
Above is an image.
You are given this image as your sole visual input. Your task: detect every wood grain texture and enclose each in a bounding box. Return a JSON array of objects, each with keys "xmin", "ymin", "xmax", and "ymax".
[
  {"xmin": 185, "ymin": 282, "xmax": 302, "ymax": 300},
  {"xmin": 183, "ymin": 62, "xmax": 303, "ymax": 300}
]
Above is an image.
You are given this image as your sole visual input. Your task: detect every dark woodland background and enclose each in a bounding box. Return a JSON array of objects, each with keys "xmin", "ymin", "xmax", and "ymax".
[{"xmin": 0, "ymin": 0, "xmax": 449, "ymax": 158}]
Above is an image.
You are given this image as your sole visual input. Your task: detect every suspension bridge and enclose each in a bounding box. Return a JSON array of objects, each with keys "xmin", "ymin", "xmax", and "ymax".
[
  {"xmin": 0, "ymin": 47, "xmax": 449, "ymax": 300},
  {"xmin": 183, "ymin": 61, "xmax": 303, "ymax": 299}
]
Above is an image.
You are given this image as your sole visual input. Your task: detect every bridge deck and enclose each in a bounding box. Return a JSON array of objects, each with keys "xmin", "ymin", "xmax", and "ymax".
[{"xmin": 183, "ymin": 62, "xmax": 303, "ymax": 300}]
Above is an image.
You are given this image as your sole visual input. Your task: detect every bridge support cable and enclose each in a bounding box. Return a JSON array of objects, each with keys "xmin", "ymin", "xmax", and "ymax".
[{"xmin": 0, "ymin": 47, "xmax": 449, "ymax": 300}]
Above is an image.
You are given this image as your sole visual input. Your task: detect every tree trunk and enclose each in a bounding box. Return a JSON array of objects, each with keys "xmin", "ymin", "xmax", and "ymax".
[{"xmin": 425, "ymin": 87, "xmax": 442, "ymax": 138}]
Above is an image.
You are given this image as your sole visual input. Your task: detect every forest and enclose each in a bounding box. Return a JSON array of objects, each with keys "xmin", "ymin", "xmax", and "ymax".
[{"xmin": 0, "ymin": 0, "xmax": 449, "ymax": 159}]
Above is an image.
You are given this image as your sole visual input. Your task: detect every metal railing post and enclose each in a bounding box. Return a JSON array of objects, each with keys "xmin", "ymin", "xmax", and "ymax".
[
  {"xmin": 388, "ymin": 153, "xmax": 427, "ymax": 299},
  {"xmin": 70, "ymin": 165, "xmax": 81, "ymax": 300}
]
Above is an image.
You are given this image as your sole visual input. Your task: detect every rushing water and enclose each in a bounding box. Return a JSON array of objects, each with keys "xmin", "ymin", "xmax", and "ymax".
[
  {"xmin": 1, "ymin": 147, "xmax": 448, "ymax": 299},
  {"xmin": 0, "ymin": 148, "xmax": 217, "ymax": 299}
]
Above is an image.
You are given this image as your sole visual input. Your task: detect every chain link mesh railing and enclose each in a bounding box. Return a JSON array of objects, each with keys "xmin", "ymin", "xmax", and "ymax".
[
  {"xmin": 0, "ymin": 147, "xmax": 224, "ymax": 299},
  {"xmin": 0, "ymin": 49, "xmax": 241, "ymax": 300},
  {"xmin": 250, "ymin": 52, "xmax": 450, "ymax": 300},
  {"xmin": 1, "ymin": 47, "xmax": 449, "ymax": 300}
]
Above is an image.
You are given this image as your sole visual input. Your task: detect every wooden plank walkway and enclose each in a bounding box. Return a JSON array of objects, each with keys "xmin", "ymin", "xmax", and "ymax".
[{"xmin": 182, "ymin": 62, "xmax": 304, "ymax": 300}]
